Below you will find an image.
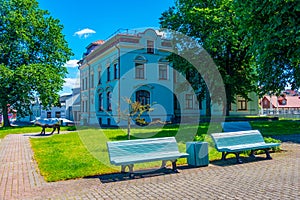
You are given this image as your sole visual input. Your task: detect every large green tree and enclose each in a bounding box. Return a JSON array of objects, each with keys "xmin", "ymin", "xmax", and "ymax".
[
  {"xmin": 160, "ymin": 0, "xmax": 258, "ymax": 115},
  {"xmin": 0, "ymin": 0, "xmax": 73, "ymax": 127},
  {"xmin": 233, "ymin": 0, "xmax": 300, "ymax": 95}
]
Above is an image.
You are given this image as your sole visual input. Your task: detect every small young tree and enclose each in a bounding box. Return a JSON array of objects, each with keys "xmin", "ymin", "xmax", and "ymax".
[{"xmin": 123, "ymin": 98, "xmax": 153, "ymax": 140}]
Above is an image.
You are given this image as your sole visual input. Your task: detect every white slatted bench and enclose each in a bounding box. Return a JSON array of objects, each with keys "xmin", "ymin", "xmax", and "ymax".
[
  {"xmin": 221, "ymin": 121, "xmax": 252, "ymax": 132},
  {"xmin": 107, "ymin": 137, "xmax": 188, "ymax": 177},
  {"xmin": 211, "ymin": 130, "xmax": 280, "ymax": 163}
]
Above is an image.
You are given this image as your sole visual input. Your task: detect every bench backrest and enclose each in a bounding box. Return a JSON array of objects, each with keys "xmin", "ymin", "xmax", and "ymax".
[
  {"xmin": 107, "ymin": 137, "xmax": 180, "ymax": 162},
  {"xmin": 221, "ymin": 121, "xmax": 252, "ymax": 132},
  {"xmin": 35, "ymin": 118, "xmax": 60, "ymax": 126},
  {"xmin": 211, "ymin": 130, "xmax": 265, "ymax": 148}
]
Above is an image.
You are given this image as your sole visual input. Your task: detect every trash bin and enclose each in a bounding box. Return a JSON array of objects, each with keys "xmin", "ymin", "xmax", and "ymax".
[{"xmin": 186, "ymin": 142, "xmax": 209, "ymax": 167}]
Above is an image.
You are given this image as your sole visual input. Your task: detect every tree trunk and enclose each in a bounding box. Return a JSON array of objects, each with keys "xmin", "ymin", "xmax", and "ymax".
[
  {"xmin": 2, "ymin": 104, "xmax": 10, "ymax": 127},
  {"xmin": 224, "ymin": 84, "xmax": 231, "ymax": 116},
  {"xmin": 127, "ymin": 116, "xmax": 130, "ymax": 140},
  {"xmin": 205, "ymin": 88, "xmax": 211, "ymax": 117}
]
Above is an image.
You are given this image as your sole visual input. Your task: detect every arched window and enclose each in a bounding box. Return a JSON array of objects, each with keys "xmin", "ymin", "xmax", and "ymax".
[
  {"xmin": 107, "ymin": 92, "xmax": 112, "ymax": 111},
  {"xmin": 98, "ymin": 93, "xmax": 103, "ymax": 111},
  {"xmin": 114, "ymin": 63, "xmax": 118, "ymax": 79},
  {"xmin": 136, "ymin": 90, "xmax": 150, "ymax": 105},
  {"xmin": 107, "ymin": 66, "xmax": 111, "ymax": 81}
]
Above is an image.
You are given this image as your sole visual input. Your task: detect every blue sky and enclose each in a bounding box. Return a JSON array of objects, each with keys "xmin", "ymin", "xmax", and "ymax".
[{"xmin": 37, "ymin": 0, "xmax": 175, "ymax": 95}]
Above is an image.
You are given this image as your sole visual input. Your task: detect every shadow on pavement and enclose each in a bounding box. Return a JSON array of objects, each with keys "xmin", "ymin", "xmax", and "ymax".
[{"xmin": 85, "ymin": 167, "xmax": 181, "ymax": 184}]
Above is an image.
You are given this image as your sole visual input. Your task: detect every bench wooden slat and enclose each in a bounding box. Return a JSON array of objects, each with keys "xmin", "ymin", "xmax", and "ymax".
[
  {"xmin": 111, "ymin": 152, "xmax": 188, "ymax": 165},
  {"xmin": 221, "ymin": 121, "xmax": 252, "ymax": 132}
]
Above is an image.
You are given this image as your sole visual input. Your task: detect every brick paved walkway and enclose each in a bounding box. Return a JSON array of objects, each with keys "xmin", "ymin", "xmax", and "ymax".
[{"xmin": 0, "ymin": 133, "xmax": 299, "ymax": 200}]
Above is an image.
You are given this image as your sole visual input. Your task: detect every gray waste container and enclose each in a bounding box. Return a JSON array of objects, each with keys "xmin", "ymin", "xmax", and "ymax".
[{"xmin": 186, "ymin": 142, "xmax": 209, "ymax": 167}]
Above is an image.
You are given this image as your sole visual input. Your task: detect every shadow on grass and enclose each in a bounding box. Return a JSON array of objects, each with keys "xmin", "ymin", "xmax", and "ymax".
[
  {"xmin": 23, "ymin": 133, "xmax": 59, "ymax": 137},
  {"xmin": 271, "ymin": 134, "xmax": 300, "ymax": 144}
]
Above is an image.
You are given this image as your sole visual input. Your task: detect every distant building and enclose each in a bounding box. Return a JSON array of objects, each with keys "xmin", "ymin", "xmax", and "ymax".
[
  {"xmin": 18, "ymin": 88, "xmax": 80, "ymax": 123},
  {"xmin": 261, "ymin": 95, "xmax": 300, "ymax": 115}
]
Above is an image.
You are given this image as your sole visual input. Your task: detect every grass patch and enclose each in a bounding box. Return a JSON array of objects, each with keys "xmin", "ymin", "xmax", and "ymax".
[
  {"xmin": 251, "ymin": 120, "xmax": 300, "ymax": 136},
  {"xmin": 0, "ymin": 125, "xmax": 75, "ymax": 139},
  {"xmin": 30, "ymin": 132, "xmax": 118, "ymax": 182}
]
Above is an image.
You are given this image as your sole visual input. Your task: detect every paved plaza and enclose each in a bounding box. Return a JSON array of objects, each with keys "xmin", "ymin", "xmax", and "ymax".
[{"xmin": 0, "ymin": 133, "xmax": 299, "ymax": 200}]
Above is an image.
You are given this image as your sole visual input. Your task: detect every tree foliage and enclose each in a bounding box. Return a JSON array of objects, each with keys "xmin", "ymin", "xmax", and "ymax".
[
  {"xmin": 233, "ymin": 0, "xmax": 300, "ymax": 95},
  {"xmin": 0, "ymin": 0, "xmax": 73, "ymax": 126},
  {"xmin": 160, "ymin": 0, "xmax": 258, "ymax": 115}
]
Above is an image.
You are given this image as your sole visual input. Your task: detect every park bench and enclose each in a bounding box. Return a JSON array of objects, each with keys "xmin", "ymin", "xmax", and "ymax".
[
  {"xmin": 107, "ymin": 137, "xmax": 188, "ymax": 177},
  {"xmin": 211, "ymin": 130, "xmax": 280, "ymax": 163},
  {"xmin": 34, "ymin": 118, "xmax": 60, "ymax": 135},
  {"xmin": 221, "ymin": 121, "xmax": 252, "ymax": 132}
]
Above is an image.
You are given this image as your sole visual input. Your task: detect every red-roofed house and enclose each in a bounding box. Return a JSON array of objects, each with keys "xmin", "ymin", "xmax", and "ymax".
[{"xmin": 261, "ymin": 95, "xmax": 300, "ymax": 114}]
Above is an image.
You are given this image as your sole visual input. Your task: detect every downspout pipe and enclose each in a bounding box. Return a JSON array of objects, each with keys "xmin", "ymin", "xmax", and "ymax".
[{"xmin": 115, "ymin": 44, "xmax": 121, "ymax": 123}]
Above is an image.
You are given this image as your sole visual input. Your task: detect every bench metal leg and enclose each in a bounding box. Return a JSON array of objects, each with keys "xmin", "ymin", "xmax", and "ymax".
[
  {"xmin": 265, "ymin": 149, "xmax": 272, "ymax": 159},
  {"xmin": 121, "ymin": 165, "xmax": 126, "ymax": 173},
  {"xmin": 161, "ymin": 160, "xmax": 167, "ymax": 169},
  {"xmin": 121, "ymin": 164, "xmax": 135, "ymax": 178},
  {"xmin": 249, "ymin": 150, "xmax": 256, "ymax": 158},
  {"xmin": 221, "ymin": 152, "xmax": 227, "ymax": 160},
  {"xmin": 235, "ymin": 153, "xmax": 243, "ymax": 164},
  {"xmin": 171, "ymin": 160, "xmax": 179, "ymax": 173},
  {"xmin": 50, "ymin": 127, "xmax": 55, "ymax": 135},
  {"xmin": 41, "ymin": 127, "xmax": 46, "ymax": 135}
]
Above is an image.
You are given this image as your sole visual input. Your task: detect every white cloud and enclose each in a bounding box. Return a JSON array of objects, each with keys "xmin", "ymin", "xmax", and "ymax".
[
  {"xmin": 65, "ymin": 59, "xmax": 80, "ymax": 68},
  {"xmin": 74, "ymin": 28, "xmax": 96, "ymax": 38},
  {"xmin": 64, "ymin": 77, "xmax": 80, "ymax": 88}
]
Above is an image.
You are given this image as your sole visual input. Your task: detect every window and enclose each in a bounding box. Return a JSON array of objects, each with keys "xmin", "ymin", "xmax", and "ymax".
[
  {"xmin": 85, "ymin": 101, "xmax": 88, "ymax": 112},
  {"xmin": 98, "ymin": 71, "xmax": 102, "ymax": 85},
  {"xmin": 136, "ymin": 90, "xmax": 150, "ymax": 105},
  {"xmin": 107, "ymin": 92, "xmax": 112, "ymax": 111},
  {"xmin": 85, "ymin": 77, "xmax": 88, "ymax": 90},
  {"xmin": 82, "ymin": 101, "xmax": 84, "ymax": 112},
  {"xmin": 82, "ymin": 79, "xmax": 84, "ymax": 90},
  {"xmin": 147, "ymin": 40, "xmax": 154, "ymax": 54},
  {"xmin": 186, "ymin": 94, "xmax": 193, "ymax": 109},
  {"xmin": 135, "ymin": 63, "xmax": 144, "ymax": 79},
  {"xmin": 55, "ymin": 112, "xmax": 61, "ymax": 118},
  {"xmin": 159, "ymin": 64, "xmax": 168, "ymax": 80},
  {"xmin": 47, "ymin": 112, "xmax": 51, "ymax": 118},
  {"xmin": 98, "ymin": 118, "xmax": 102, "ymax": 126},
  {"xmin": 114, "ymin": 63, "xmax": 118, "ymax": 79},
  {"xmin": 98, "ymin": 93, "xmax": 103, "ymax": 111},
  {"xmin": 107, "ymin": 66, "xmax": 111, "ymax": 82},
  {"xmin": 237, "ymin": 96, "xmax": 247, "ymax": 110},
  {"xmin": 91, "ymin": 74, "xmax": 94, "ymax": 88}
]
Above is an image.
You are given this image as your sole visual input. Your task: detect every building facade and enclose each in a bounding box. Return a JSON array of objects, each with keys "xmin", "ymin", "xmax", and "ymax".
[{"xmin": 79, "ymin": 28, "xmax": 259, "ymax": 126}]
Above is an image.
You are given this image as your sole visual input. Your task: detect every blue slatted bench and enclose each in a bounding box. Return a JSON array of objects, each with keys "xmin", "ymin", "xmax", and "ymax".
[
  {"xmin": 211, "ymin": 130, "xmax": 280, "ymax": 163},
  {"xmin": 107, "ymin": 137, "xmax": 188, "ymax": 177},
  {"xmin": 221, "ymin": 121, "xmax": 252, "ymax": 132}
]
